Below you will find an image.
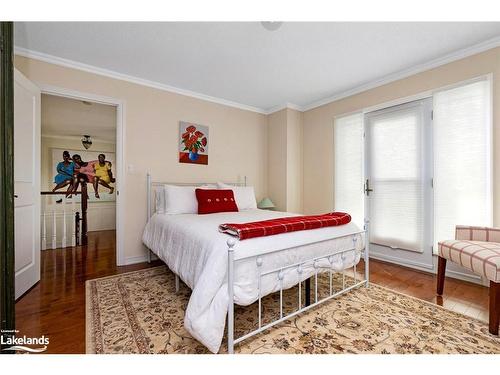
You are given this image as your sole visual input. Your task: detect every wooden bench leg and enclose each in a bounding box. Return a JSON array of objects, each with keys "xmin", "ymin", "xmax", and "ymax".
[
  {"xmin": 437, "ymin": 256, "xmax": 447, "ymax": 295},
  {"xmin": 490, "ymin": 281, "xmax": 499, "ymax": 335}
]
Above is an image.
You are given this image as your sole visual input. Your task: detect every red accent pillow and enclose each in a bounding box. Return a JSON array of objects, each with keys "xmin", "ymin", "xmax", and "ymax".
[{"xmin": 195, "ymin": 189, "xmax": 239, "ymax": 215}]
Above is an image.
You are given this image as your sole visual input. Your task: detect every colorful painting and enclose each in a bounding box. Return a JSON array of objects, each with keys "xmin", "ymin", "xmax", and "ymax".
[
  {"xmin": 51, "ymin": 148, "xmax": 116, "ymax": 203},
  {"xmin": 179, "ymin": 121, "xmax": 209, "ymax": 165}
]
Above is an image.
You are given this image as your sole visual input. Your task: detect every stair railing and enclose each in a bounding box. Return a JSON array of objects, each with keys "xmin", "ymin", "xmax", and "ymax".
[{"xmin": 40, "ymin": 182, "xmax": 88, "ymax": 249}]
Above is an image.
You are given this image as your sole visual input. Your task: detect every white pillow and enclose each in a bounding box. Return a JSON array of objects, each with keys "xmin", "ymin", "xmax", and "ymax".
[
  {"xmin": 217, "ymin": 182, "xmax": 257, "ymax": 210},
  {"xmin": 155, "ymin": 186, "xmax": 165, "ymax": 214},
  {"xmin": 163, "ymin": 184, "xmax": 216, "ymax": 214}
]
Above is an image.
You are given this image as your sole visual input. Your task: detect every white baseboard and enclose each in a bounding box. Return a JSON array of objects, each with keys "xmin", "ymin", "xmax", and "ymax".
[
  {"xmin": 369, "ymin": 251, "xmax": 434, "ymax": 272},
  {"xmin": 369, "ymin": 251, "xmax": 487, "ymax": 286},
  {"xmin": 444, "ymin": 269, "xmax": 485, "ymax": 285},
  {"xmin": 123, "ymin": 255, "xmax": 148, "ymax": 265},
  {"xmin": 123, "ymin": 252, "xmax": 158, "ymax": 266}
]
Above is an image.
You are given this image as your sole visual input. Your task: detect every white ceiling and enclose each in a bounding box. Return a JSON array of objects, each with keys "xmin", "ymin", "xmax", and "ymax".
[
  {"xmin": 42, "ymin": 94, "xmax": 116, "ymax": 142},
  {"xmin": 15, "ymin": 22, "xmax": 500, "ymax": 112}
]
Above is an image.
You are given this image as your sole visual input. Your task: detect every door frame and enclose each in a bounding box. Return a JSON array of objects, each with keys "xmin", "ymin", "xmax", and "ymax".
[
  {"xmin": 38, "ymin": 84, "xmax": 126, "ymax": 266},
  {"xmin": 0, "ymin": 21, "xmax": 15, "ymax": 351},
  {"xmin": 363, "ymin": 97, "xmax": 435, "ymax": 272},
  {"xmin": 333, "ymin": 74, "xmax": 492, "ymax": 284}
]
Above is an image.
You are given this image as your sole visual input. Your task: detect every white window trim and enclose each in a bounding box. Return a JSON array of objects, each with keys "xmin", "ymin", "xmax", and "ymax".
[
  {"xmin": 334, "ymin": 73, "xmax": 493, "ymax": 223},
  {"xmin": 333, "ymin": 73, "xmax": 493, "ymax": 119},
  {"xmin": 333, "ymin": 75, "xmax": 493, "ymax": 268}
]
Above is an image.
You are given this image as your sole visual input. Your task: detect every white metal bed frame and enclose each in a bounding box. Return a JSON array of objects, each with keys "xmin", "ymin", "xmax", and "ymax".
[{"xmin": 145, "ymin": 173, "xmax": 369, "ymax": 354}]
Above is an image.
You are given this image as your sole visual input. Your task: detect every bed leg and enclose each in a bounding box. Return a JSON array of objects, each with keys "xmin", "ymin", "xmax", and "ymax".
[
  {"xmin": 305, "ymin": 278, "xmax": 311, "ymax": 306},
  {"xmin": 364, "ymin": 218, "xmax": 370, "ymax": 287},
  {"xmin": 227, "ymin": 238, "xmax": 236, "ymax": 354},
  {"xmin": 147, "ymin": 250, "xmax": 151, "ymax": 264},
  {"xmin": 175, "ymin": 274, "xmax": 180, "ymax": 294}
]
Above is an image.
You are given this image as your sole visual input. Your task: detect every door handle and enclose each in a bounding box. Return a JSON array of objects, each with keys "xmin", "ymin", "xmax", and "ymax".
[
  {"xmin": 364, "ymin": 179, "xmax": 373, "ymax": 196},
  {"xmin": 14, "ymin": 194, "xmax": 18, "ymax": 198}
]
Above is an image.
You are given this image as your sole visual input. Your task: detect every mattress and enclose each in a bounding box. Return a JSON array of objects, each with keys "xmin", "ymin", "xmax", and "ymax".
[{"xmin": 142, "ymin": 208, "xmax": 364, "ymax": 353}]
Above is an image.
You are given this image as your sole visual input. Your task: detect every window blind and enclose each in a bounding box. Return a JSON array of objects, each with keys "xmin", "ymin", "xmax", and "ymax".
[
  {"xmin": 433, "ymin": 79, "xmax": 492, "ymax": 251},
  {"xmin": 334, "ymin": 113, "xmax": 364, "ymax": 228},
  {"xmin": 366, "ymin": 103, "xmax": 426, "ymax": 252}
]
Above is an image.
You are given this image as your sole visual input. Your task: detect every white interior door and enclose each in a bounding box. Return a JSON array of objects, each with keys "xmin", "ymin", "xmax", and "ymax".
[
  {"xmin": 364, "ymin": 99, "xmax": 434, "ymax": 271},
  {"xmin": 14, "ymin": 69, "xmax": 41, "ymax": 299}
]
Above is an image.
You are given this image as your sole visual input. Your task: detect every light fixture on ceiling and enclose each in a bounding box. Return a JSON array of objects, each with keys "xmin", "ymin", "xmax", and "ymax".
[
  {"xmin": 81, "ymin": 135, "xmax": 93, "ymax": 149},
  {"xmin": 261, "ymin": 22, "xmax": 283, "ymax": 31}
]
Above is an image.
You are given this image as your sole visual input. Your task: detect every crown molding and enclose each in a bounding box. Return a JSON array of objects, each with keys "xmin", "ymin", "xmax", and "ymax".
[
  {"xmin": 16, "ymin": 34, "xmax": 500, "ymax": 116},
  {"xmin": 301, "ymin": 35, "xmax": 500, "ymax": 112},
  {"xmin": 14, "ymin": 46, "xmax": 268, "ymax": 115},
  {"xmin": 265, "ymin": 102, "xmax": 304, "ymax": 115}
]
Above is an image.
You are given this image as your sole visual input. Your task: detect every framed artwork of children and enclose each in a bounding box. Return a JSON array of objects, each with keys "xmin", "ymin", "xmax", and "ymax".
[{"xmin": 51, "ymin": 148, "xmax": 116, "ymax": 203}]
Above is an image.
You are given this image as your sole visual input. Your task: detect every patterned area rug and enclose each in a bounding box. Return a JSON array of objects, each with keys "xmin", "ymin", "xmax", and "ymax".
[{"xmin": 86, "ymin": 266, "xmax": 500, "ymax": 354}]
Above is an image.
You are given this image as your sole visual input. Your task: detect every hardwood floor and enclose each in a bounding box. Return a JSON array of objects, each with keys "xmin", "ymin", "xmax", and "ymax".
[
  {"xmin": 15, "ymin": 230, "xmax": 162, "ymax": 354},
  {"xmin": 15, "ymin": 230, "xmax": 491, "ymax": 354}
]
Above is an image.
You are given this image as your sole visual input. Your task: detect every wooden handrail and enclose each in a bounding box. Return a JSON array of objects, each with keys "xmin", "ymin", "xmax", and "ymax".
[
  {"xmin": 81, "ymin": 182, "xmax": 88, "ymax": 246},
  {"xmin": 41, "ymin": 182, "xmax": 88, "ymax": 246},
  {"xmin": 40, "ymin": 191, "xmax": 83, "ymax": 195}
]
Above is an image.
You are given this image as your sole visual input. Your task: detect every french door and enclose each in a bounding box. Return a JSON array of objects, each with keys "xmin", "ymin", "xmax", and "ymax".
[{"xmin": 364, "ymin": 98, "xmax": 434, "ymax": 270}]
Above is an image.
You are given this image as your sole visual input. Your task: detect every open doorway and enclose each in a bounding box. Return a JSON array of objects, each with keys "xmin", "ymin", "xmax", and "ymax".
[
  {"xmin": 13, "ymin": 85, "xmax": 130, "ymax": 353},
  {"xmin": 40, "ymin": 94, "xmax": 117, "ymax": 250}
]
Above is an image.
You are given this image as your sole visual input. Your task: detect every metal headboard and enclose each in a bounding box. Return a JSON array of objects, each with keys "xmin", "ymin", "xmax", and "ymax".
[{"xmin": 146, "ymin": 173, "xmax": 247, "ymax": 219}]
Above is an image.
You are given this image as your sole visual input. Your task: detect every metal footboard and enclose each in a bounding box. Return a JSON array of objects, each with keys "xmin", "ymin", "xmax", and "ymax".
[{"xmin": 227, "ymin": 219, "xmax": 370, "ymax": 354}]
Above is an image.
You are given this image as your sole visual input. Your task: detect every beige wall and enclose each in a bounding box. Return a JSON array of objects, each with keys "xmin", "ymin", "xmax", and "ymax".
[
  {"xmin": 15, "ymin": 55, "xmax": 269, "ymax": 264},
  {"xmin": 302, "ymin": 47, "xmax": 500, "ymax": 226},
  {"xmin": 16, "ymin": 46, "xmax": 500, "ymax": 261},
  {"xmin": 286, "ymin": 108, "xmax": 303, "ymax": 213},
  {"xmin": 267, "ymin": 108, "xmax": 303, "ymax": 212},
  {"xmin": 267, "ymin": 109, "xmax": 288, "ymax": 211}
]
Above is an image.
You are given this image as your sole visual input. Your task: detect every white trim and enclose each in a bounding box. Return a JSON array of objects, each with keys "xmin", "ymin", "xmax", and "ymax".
[
  {"xmin": 302, "ymin": 36, "xmax": 500, "ymax": 112},
  {"xmin": 369, "ymin": 251, "xmax": 435, "ymax": 272},
  {"xmin": 333, "ymin": 109, "xmax": 364, "ymax": 121},
  {"xmin": 115, "ymin": 99, "xmax": 126, "ymax": 267},
  {"xmin": 124, "ymin": 253, "xmax": 158, "ymax": 266},
  {"xmin": 39, "ymin": 83, "xmax": 122, "ymax": 106},
  {"xmin": 370, "ymin": 252, "xmax": 486, "ymax": 285},
  {"xmin": 431, "ymin": 73, "xmax": 493, "ymax": 95},
  {"xmin": 444, "ymin": 269, "xmax": 484, "ymax": 285},
  {"xmin": 123, "ymin": 255, "xmax": 148, "ymax": 266},
  {"xmin": 432, "ymin": 257, "xmax": 487, "ymax": 286},
  {"xmin": 265, "ymin": 102, "xmax": 304, "ymax": 115},
  {"xmin": 41, "ymin": 133, "xmax": 116, "ymax": 145},
  {"xmin": 15, "ymin": 47, "xmax": 269, "ymax": 115},
  {"xmin": 38, "ymin": 84, "xmax": 127, "ymax": 267},
  {"xmin": 487, "ymin": 74, "xmax": 493, "ymax": 227},
  {"xmin": 362, "ymin": 92, "xmax": 432, "ymax": 114},
  {"xmin": 333, "ymin": 74, "xmax": 492, "ymax": 121}
]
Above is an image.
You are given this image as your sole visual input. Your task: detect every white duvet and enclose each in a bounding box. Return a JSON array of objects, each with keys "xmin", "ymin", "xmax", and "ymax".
[{"xmin": 142, "ymin": 209, "xmax": 363, "ymax": 353}]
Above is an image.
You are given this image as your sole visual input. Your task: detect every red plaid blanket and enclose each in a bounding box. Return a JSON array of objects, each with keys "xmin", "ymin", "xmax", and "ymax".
[{"xmin": 219, "ymin": 212, "xmax": 351, "ymax": 240}]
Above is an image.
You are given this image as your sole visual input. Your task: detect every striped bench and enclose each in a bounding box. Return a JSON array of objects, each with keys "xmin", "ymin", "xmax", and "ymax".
[{"xmin": 437, "ymin": 225, "xmax": 500, "ymax": 335}]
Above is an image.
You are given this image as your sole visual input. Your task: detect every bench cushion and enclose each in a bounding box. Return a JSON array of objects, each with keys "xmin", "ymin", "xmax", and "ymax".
[{"xmin": 438, "ymin": 240, "xmax": 500, "ymax": 282}]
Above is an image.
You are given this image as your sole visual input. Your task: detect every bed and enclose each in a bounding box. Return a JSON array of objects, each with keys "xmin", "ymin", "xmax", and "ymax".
[{"xmin": 142, "ymin": 174, "xmax": 369, "ymax": 353}]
